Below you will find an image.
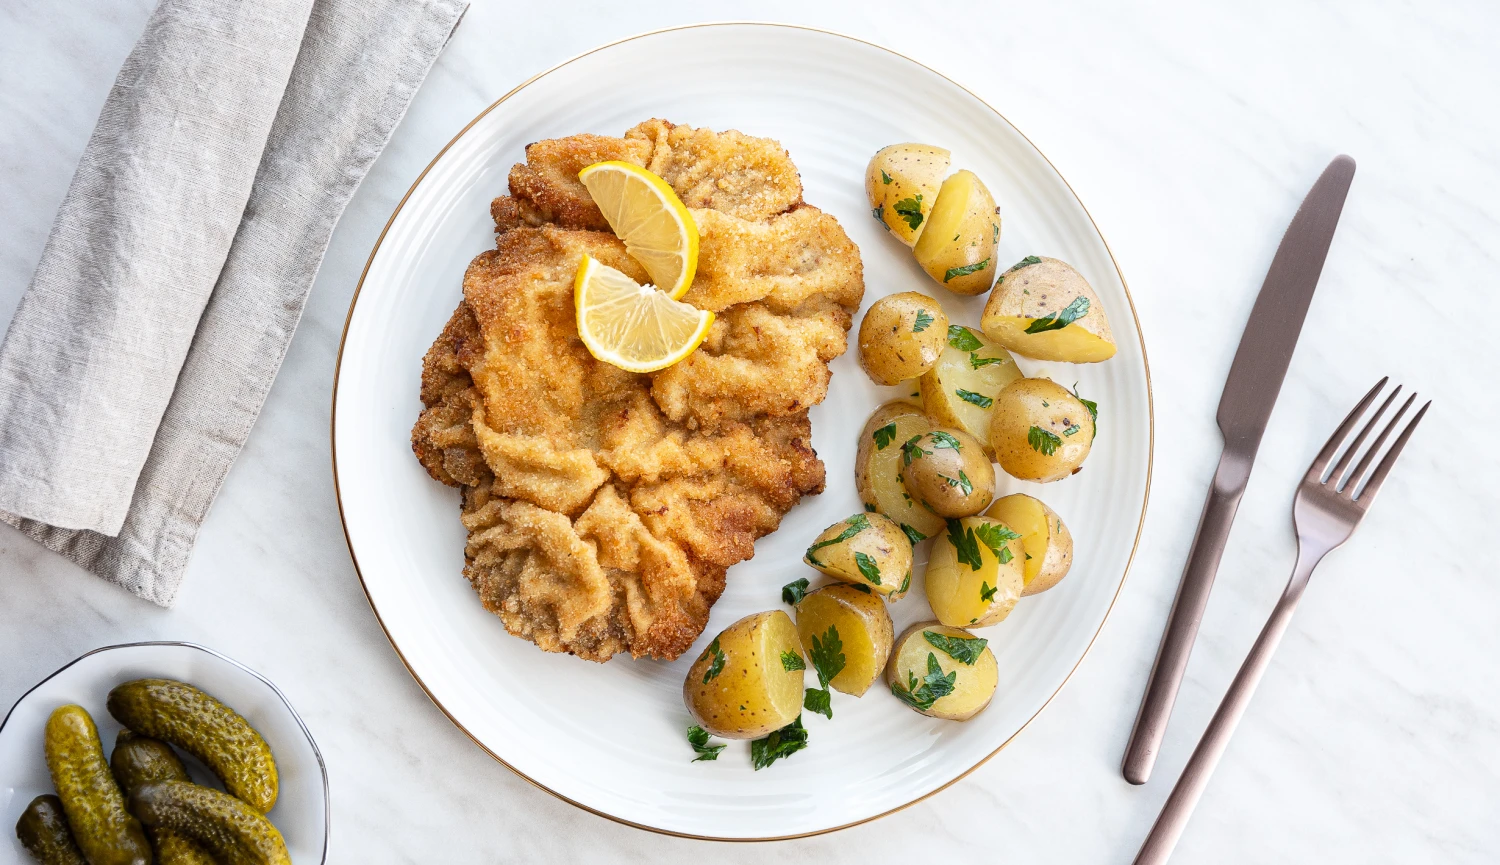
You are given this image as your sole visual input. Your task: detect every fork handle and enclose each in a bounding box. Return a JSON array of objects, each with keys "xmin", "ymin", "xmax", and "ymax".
[
  {"xmin": 1123, "ymin": 451, "xmax": 1249, "ymax": 784},
  {"xmin": 1132, "ymin": 552, "xmax": 1320, "ymax": 865}
]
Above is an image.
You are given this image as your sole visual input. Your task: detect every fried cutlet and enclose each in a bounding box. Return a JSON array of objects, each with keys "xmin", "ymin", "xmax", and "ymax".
[{"xmin": 413, "ymin": 120, "xmax": 863, "ymax": 662}]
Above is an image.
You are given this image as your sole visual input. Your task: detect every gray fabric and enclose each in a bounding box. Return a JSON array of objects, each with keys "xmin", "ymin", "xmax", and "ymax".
[{"xmin": 0, "ymin": 0, "xmax": 467, "ymax": 606}]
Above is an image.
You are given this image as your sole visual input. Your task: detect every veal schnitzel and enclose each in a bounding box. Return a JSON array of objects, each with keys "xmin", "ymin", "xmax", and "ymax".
[{"xmin": 412, "ymin": 120, "xmax": 863, "ymax": 662}]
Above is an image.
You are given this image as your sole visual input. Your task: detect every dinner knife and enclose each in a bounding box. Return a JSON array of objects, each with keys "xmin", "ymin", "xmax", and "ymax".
[{"xmin": 1122, "ymin": 155, "xmax": 1356, "ymax": 785}]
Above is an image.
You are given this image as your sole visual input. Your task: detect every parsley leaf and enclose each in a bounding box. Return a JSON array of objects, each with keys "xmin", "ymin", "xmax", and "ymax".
[
  {"xmin": 1028, "ymin": 426, "xmax": 1061, "ymax": 456},
  {"xmin": 969, "ymin": 353, "xmax": 1007, "ymax": 369},
  {"xmin": 880, "ymin": 168, "xmax": 893, "ymax": 185},
  {"xmin": 1073, "ymin": 384, "xmax": 1099, "ymax": 437},
  {"xmin": 980, "ymin": 581, "xmax": 998, "ymax": 602},
  {"xmin": 912, "ymin": 309, "xmax": 934, "ymax": 332},
  {"xmin": 871, "ymin": 205, "xmax": 886, "ymax": 226},
  {"xmin": 803, "ymin": 687, "xmax": 832, "ymax": 719},
  {"xmin": 890, "ymin": 653, "xmax": 958, "ymax": 711},
  {"xmin": 892, "ymin": 195, "xmax": 924, "ymax": 230},
  {"xmin": 805, "ymin": 514, "xmax": 870, "ymax": 567},
  {"xmin": 924, "ymin": 630, "xmax": 989, "ymax": 665},
  {"xmin": 854, "ymin": 551, "xmax": 883, "ymax": 586},
  {"xmin": 781, "ymin": 650, "xmax": 806, "ymax": 672},
  {"xmin": 955, "ymin": 388, "xmax": 993, "ymax": 409},
  {"xmin": 946, "ymin": 519, "xmax": 984, "ymax": 571},
  {"xmin": 900, "ymin": 523, "xmax": 927, "ymax": 545},
  {"xmin": 847, "ymin": 582, "xmax": 873, "ymax": 594},
  {"xmin": 946, "ymin": 325, "xmax": 984, "ymax": 352},
  {"xmin": 1005, "ymin": 255, "xmax": 1042, "ymax": 274},
  {"xmin": 809, "ymin": 626, "xmax": 846, "ymax": 690},
  {"xmin": 938, "ymin": 471, "xmax": 974, "ymax": 497},
  {"xmin": 943, "ymin": 258, "xmax": 991, "ymax": 283},
  {"xmin": 1062, "ymin": 423, "xmax": 1081, "ymax": 437},
  {"xmin": 901, "ymin": 434, "xmax": 931, "ymax": 466},
  {"xmin": 750, "ymin": 717, "xmax": 808, "ymax": 770},
  {"xmin": 1025, "ymin": 296, "xmax": 1090, "ymax": 334},
  {"xmin": 928, "ymin": 431, "xmax": 962, "ymax": 450},
  {"xmin": 781, "ymin": 577, "xmax": 810, "ymax": 606},
  {"xmin": 687, "ymin": 725, "xmax": 726, "ymax": 762},
  {"xmin": 992, "ymin": 222, "xmax": 999, "ymax": 244},
  {"xmin": 973, "ymin": 522, "xmax": 1021, "ymax": 564},
  {"xmin": 899, "ymin": 570, "xmax": 912, "ymax": 595},
  {"xmin": 699, "ymin": 637, "xmax": 726, "ymax": 684},
  {"xmin": 872, "ymin": 422, "xmax": 897, "ymax": 450}
]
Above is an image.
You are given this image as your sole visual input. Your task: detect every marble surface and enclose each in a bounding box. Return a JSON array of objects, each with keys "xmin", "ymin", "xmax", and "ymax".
[{"xmin": 2, "ymin": 1, "xmax": 1497, "ymax": 861}]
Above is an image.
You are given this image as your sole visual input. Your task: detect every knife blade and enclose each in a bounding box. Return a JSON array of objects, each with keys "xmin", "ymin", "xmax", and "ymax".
[{"xmin": 1122, "ymin": 155, "xmax": 1356, "ymax": 785}]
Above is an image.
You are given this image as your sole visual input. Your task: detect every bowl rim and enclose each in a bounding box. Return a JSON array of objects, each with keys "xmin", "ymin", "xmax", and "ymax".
[{"xmin": 1, "ymin": 640, "xmax": 331, "ymax": 864}]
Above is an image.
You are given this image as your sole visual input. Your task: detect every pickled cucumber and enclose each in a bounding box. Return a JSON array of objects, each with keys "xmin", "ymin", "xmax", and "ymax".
[
  {"xmin": 15, "ymin": 795, "xmax": 87, "ymax": 865},
  {"xmin": 43, "ymin": 705, "xmax": 151, "ymax": 865},
  {"xmin": 110, "ymin": 732, "xmax": 216, "ymax": 865},
  {"xmin": 107, "ymin": 679, "xmax": 278, "ymax": 812},
  {"xmin": 132, "ymin": 781, "xmax": 290, "ymax": 865}
]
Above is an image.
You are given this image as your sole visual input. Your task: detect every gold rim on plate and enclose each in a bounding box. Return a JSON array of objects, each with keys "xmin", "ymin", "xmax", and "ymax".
[{"xmin": 329, "ymin": 21, "xmax": 1154, "ymax": 842}]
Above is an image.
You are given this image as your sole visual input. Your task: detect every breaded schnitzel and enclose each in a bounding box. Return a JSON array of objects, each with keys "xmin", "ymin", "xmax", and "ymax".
[{"xmin": 412, "ymin": 120, "xmax": 863, "ymax": 661}]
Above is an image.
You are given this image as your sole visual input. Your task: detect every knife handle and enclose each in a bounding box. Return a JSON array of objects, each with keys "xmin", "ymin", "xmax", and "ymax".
[{"xmin": 1122, "ymin": 449, "xmax": 1248, "ymax": 784}]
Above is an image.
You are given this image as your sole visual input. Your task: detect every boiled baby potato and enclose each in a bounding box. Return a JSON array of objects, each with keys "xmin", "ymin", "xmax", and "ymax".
[
  {"xmin": 898, "ymin": 429, "xmax": 994, "ymax": 518},
  {"xmin": 684, "ymin": 610, "xmax": 805, "ymax": 739},
  {"xmin": 858, "ymin": 292, "xmax": 949, "ymax": 385},
  {"xmin": 912, "ymin": 170, "xmax": 1000, "ymax": 295},
  {"xmin": 985, "ymin": 494, "xmax": 1074, "ymax": 595},
  {"xmin": 886, "ymin": 623, "xmax": 999, "ymax": 720},
  {"xmin": 925, "ymin": 516, "xmax": 1024, "ymax": 627},
  {"xmin": 854, "ymin": 402, "xmax": 945, "ymax": 542},
  {"xmin": 918, "ymin": 325, "xmax": 1023, "ymax": 454},
  {"xmin": 989, "ymin": 378, "xmax": 1095, "ymax": 482},
  {"xmin": 796, "ymin": 583, "xmax": 895, "ymax": 696},
  {"xmin": 804, "ymin": 512, "xmax": 913, "ymax": 597},
  {"xmin": 981, "ymin": 256, "xmax": 1117, "ymax": 362},
  {"xmin": 865, "ymin": 143, "xmax": 950, "ymax": 246}
]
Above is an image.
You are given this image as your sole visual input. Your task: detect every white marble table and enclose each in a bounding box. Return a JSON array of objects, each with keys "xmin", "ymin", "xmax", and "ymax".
[{"xmin": 3, "ymin": 2, "xmax": 1497, "ymax": 862}]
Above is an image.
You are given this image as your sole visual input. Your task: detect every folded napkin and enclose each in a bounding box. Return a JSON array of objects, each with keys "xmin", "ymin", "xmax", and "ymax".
[{"xmin": 0, "ymin": 0, "xmax": 466, "ymax": 605}]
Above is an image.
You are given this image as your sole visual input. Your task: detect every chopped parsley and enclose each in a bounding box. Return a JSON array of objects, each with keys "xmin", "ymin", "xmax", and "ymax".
[
  {"xmin": 872, "ymin": 422, "xmax": 898, "ymax": 450},
  {"xmin": 955, "ymin": 388, "xmax": 993, "ymax": 409},
  {"xmin": 1006, "ymin": 255, "xmax": 1042, "ymax": 273},
  {"xmin": 928, "ymin": 431, "xmax": 962, "ymax": 450},
  {"xmin": 1063, "ymin": 423, "xmax": 1081, "ymax": 437},
  {"xmin": 980, "ymin": 581, "xmax": 998, "ymax": 602},
  {"xmin": 854, "ymin": 551, "xmax": 883, "ymax": 585},
  {"xmin": 969, "ymin": 353, "xmax": 1007, "ymax": 369},
  {"xmin": 1073, "ymin": 384, "xmax": 1099, "ymax": 437},
  {"xmin": 1028, "ymin": 426, "xmax": 1061, "ymax": 456},
  {"xmin": 946, "ymin": 325, "xmax": 984, "ymax": 352},
  {"xmin": 804, "ymin": 625, "xmax": 846, "ymax": 719},
  {"xmin": 1025, "ymin": 296, "xmax": 1090, "ymax": 334},
  {"xmin": 974, "ymin": 522, "xmax": 1021, "ymax": 565},
  {"xmin": 803, "ymin": 687, "xmax": 832, "ymax": 719},
  {"xmin": 992, "ymin": 222, "xmax": 999, "ymax": 244},
  {"xmin": 892, "ymin": 195, "xmax": 924, "ymax": 230},
  {"xmin": 939, "ymin": 471, "xmax": 974, "ymax": 496},
  {"xmin": 899, "ymin": 570, "xmax": 912, "ymax": 595},
  {"xmin": 900, "ymin": 523, "xmax": 927, "ymax": 545},
  {"xmin": 901, "ymin": 434, "xmax": 931, "ymax": 466},
  {"xmin": 781, "ymin": 650, "xmax": 806, "ymax": 672},
  {"xmin": 750, "ymin": 717, "xmax": 808, "ymax": 770},
  {"xmin": 805, "ymin": 514, "xmax": 870, "ymax": 567},
  {"xmin": 781, "ymin": 577, "xmax": 810, "ymax": 606},
  {"xmin": 699, "ymin": 637, "xmax": 726, "ymax": 684},
  {"xmin": 912, "ymin": 309, "xmax": 934, "ymax": 332},
  {"xmin": 924, "ymin": 630, "xmax": 989, "ymax": 665},
  {"xmin": 847, "ymin": 582, "xmax": 873, "ymax": 594},
  {"xmin": 890, "ymin": 653, "xmax": 957, "ymax": 712},
  {"xmin": 946, "ymin": 519, "xmax": 984, "ymax": 571},
  {"xmin": 943, "ymin": 258, "xmax": 991, "ymax": 283},
  {"xmin": 687, "ymin": 725, "xmax": 725, "ymax": 762},
  {"xmin": 880, "ymin": 169, "xmax": 893, "ymax": 185},
  {"xmin": 871, "ymin": 205, "xmax": 885, "ymax": 226}
]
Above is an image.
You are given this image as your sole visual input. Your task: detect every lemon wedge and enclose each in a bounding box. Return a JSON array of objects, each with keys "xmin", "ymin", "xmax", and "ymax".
[
  {"xmin": 578, "ymin": 161, "xmax": 699, "ymax": 299},
  {"xmin": 575, "ymin": 255, "xmax": 713, "ymax": 373}
]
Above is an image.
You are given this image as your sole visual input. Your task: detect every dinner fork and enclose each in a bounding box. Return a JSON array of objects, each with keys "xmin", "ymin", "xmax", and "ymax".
[{"xmin": 1133, "ymin": 378, "xmax": 1430, "ymax": 864}]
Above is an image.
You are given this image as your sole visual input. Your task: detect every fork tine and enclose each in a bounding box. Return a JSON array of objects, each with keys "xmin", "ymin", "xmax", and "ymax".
[
  {"xmin": 1329, "ymin": 384, "xmax": 1400, "ymax": 486},
  {"xmin": 1342, "ymin": 392, "xmax": 1416, "ymax": 493},
  {"xmin": 1353, "ymin": 400, "xmax": 1430, "ymax": 503},
  {"xmin": 1306, "ymin": 377, "xmax": 1388, "ymax": 484}
]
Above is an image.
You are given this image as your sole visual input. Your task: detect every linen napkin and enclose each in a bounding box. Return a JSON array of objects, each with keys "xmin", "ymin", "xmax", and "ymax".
[{"xmin": 0, "ymin": 0, "xmax": 466, "ymax": 605}]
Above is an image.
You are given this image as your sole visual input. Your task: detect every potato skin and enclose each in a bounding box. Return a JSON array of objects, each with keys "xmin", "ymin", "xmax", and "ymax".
[
  {"xmin": 854, "ymin": 402, "xmax": 945, "ymax": 541},
  {"xmin": 912, "ymin": 170, "xmax": 1000, "ymax": 295},
  {"xmin": 898, "ymin": 429, "xmax": 994, "ymax": 518},
  {"xmin": 804, "ymin": 512, "xmax": 914, "ymax": 597},
  {"xmin": 858, "ymin": 293, "xmax": 949, "ymax": 385},
  {"xmin": 985, "ymin": 494, "xmax": 1074, "ymax": 595},
  {"xmin": 885, "ymin": 623, "xmax": 999, "ymax": 721},
  {"xmin": 795, "ymin": 584, "xmax": 895, "ymax": 696},
  {"xmin": 981, "ymin": 256, "xmax": 1116, "ymax": 362},
  {"xmin": 866, "ymin": 143, "xmax": 950, "ymax": 246},
  {"xmin": 989, "ymin": 378, "xmax": 1095, "ymax": 482},
  {"xmin": 683, "ymin": 611, "xmax": 805, "ymax": 739}
]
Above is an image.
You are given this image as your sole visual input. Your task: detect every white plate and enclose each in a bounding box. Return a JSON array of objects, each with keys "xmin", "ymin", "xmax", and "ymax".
[
  {"xmin": 333, "ymin": 23, "xmax": 1152, "ymax": 840},
  {"xmin": 1, "ymin": 642, "xmax": 328, "ymax": 861}
]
